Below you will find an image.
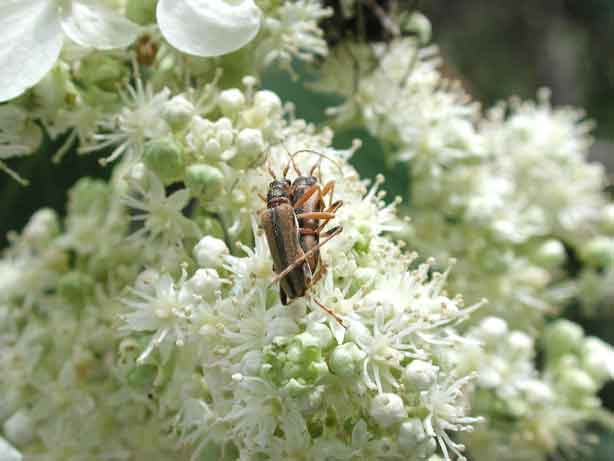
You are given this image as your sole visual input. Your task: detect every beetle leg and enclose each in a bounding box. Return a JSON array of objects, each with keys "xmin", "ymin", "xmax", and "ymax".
[
  {"xmin": 293, "ymin": 184, "xmax": 321, "ymax": 209},
  {"xmin": 309, "ymin": 262, "xmax": 327, "ymax": 286},
  {"xmin": 258, "ymin": 192, "xmax": 267, "ymax": 203},
  {"xmin": 280, "ymin": 287, "xmax": 288, "ymax": 306},
  {"xmin": 312, "ymin": 296, "xmax": 344, "ymax": 327},
  {"xmin": 269, "ymin": 226, "xmax": 343, "ymax": 285},
  {"xmin": 321, "ymin": 180, "xmax": 336, "ymax": 209},
  {"xmin": 296, "ymin": 211, "xmax": 336, "ymax": 220}
]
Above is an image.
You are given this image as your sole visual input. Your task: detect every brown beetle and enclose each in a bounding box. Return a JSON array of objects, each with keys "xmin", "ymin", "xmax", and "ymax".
[
  {"xmin": 288, "ymin": 150, "xmax": 344, "ymax": 285},
  {"xmin": 259, "ymin": 160, "xmax": 343, "ymax": 325}
]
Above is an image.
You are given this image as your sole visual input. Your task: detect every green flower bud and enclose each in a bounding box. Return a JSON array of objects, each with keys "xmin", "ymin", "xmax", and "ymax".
[
  {"xmin": 560, "ymin": 368, "xmax": 596, "ymax": 396},
  {"xmin": 581, "ymin": 236, "xmax": 614, "ymax": 268},
  {"xmin": 58, "ymin": 271, "xmax": 95, "ymax": 306},
  {"xmin": 143, "ymin": 137, "xmax": 185, "ymax": 184},
  {"xmin": 125, "ymin": 0, "xmax": 157, "ymax": 25},
  {"xmin": 127, "ymin": 364, "xmax": 158, "ymax": 388},
  {"xmin": 68, "ymin": 179, "xmax": 110, "ymax": 215},
  {"xmin": 185, "ymin": 164, "xmax": 225, "ymax": 201},
  {"xmin": 78, "ymin": 54, "xmax": 126, "ymax": 92},
  {"xmin": 329, "ymin": 342, "xmax": 366, "ymax": 377},
  {"xmin": 534, "ymin": 239, "xmax": 566, "ymax": 268},
  {"xmin": 401, "ymin": 12, "xmax": 432, "ymax": 45},
  {"xmin": 544, "ymin": 319, "xmax": 584, "ymax": 360}
]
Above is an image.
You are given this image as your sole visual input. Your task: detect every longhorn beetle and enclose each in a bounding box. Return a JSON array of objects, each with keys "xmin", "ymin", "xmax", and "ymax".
[
  {"xmin": 258, "ymin": 157, "xmax": 344, "ymax": 325},
  {"xmin": 284, "ymin": 149, "xmax": 344, "ymax": 286}
]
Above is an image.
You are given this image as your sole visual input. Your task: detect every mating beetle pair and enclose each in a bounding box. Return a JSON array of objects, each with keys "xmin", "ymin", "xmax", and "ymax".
[{"xmin": 259, "ymin": 150, "xmax": 344, "ymax": 325}]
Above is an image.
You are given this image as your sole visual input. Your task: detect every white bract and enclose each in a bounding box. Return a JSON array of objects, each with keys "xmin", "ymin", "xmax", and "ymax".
[
  {"xmin": 0, "ymin": 0, "xmax": 140, "ymax": 102},
  {"xmin": 156, "ymin": 0, "xmax": 262, "ymax": 57}
]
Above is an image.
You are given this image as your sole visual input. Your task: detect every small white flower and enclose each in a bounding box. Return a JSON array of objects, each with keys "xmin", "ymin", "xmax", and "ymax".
[
  {"xmin": 157, "ymin": 0, "xmax": 262, "ymax": 57},
  {"xmin": 0, "ymin": 0, "xmax": 140, "ymax": 102}
]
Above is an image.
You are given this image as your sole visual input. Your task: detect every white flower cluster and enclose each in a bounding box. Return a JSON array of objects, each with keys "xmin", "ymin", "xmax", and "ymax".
[
  {"xmin": 0, "ymin": 79, "xmax": 483, "ymax": 460},
  {"xmin": 457, "ymin": 317, "xmax": 614, "ymax": 460},
  {"xmin": 315, "ymin": 28, "xmax": 614, "ymax": 461}
]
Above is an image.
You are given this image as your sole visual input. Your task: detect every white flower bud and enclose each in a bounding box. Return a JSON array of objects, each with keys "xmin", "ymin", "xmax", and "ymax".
[
  {"xmin": 218, "ymin": 89, "xmax": 246, "ymax": 115},
  {"xmin": 23, "ymin": 208, "xmax": 59, "ymax": 243},
  {"xmin": 521, "ymin": 379, "xmax": 553, "ymax": 405},
  {"xmin": 128, "ymin": 162, "xmax": 148, "ymax": 184},
  {"xmin": 162, "ymin": 94, "xmax": 194, "ymax": 130},
  {"xmin": 399, "ymin": 418, "xmax": 431, "ymax": 453},
  {"xmin": 237, "ymin": 128, "xmax": 264, "ymax": 157},
  {"xmin": 479, "ymin": 317, "xmax": 508, "ymax": 344},
  {"xmin": 3, "ymin": 409, "xmax": 33, "ymax": 447},
  {"xmin": 306, "ymin": 322, "xmax": 333, "ymax": 349},
  {"xmin": 535, "ymin": 239, "xmax": 566, "ymax": 268},
  {"xmin": 370, "ymin": 393, "xmax": 407, "ymax": 428},
  {"xmin": 194, "ymin": 236, "xmax": 229, "ymax": 268},
  {"xmin": 330, "ymin": 342, "xmax": 366, "ymax": 377},
  {"xmin": 187, "ymin": 268, "xmax": 224, "ymax": 297},
  {"xmin": 254, "ymin": 90, "xmax": 282, "ymax": 115},
  {"xmin": 402, "ymin": 12, "xmax": 432, "ymax": 45},
  {"xmin": 0, "ymin": 437, "xmax": 21, "ymax": 461},
  {"xmin": 403, "ymin": 360, "xmax": 438, "ymax": 391},
  {"xmin": 582, "ymin": 337, "xmax": 614, "ymax": 383},
  {"xmin": 560, "ymin": 368, "xmax": 596, "ymax": 395},
  {"xmin": 203, "ymin": 138, "xmax": 222, "ymax": 159},
  {"xmin": 508, "ymin": 331, "xmax": 533, "ymax": 356}
]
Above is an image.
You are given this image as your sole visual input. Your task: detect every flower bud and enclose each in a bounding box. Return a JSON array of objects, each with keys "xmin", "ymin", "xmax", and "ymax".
[
  {"xmin": 23, "ymin": 208, "xmax": 59, "ymax": 244},
  {"xmin": 143, "ymin": 137, "xmax": 185, "ymax": 184},
  {"xmin": 534, "ymin": 239, "xmax": 566, "ymax": 268},
  {"xmin": 478, "ymin": 317, "xmax": 508, "ymax": 344},
  {"xmin": 544, "ymin": 319, "xmax": 584, "ymax": 359},
  {"xmin": 582, "ymin": 337, "xmax": 614, "ymax": 383},
  {"xmin": 403, "ymin": 360, "xmax": 438, "ymax": 391},
  {"xmin": 581, "ymin": 236, "xmax": 614, "ymax": 268},
  {"xmin": 194, "ymin": 236, "xmax": 229, "ymax": 268},
  {"xmin": 401, "ymin": 12, "xmax": 432, "ymax": 45},
  {"xmin": 187, "ymin": 268, "xmax": 224, "ymax": 298},
  {"xmin": 231, "ymin": 128, "xmax": 264, "ymax": 168},
  {"xmin": 306, "ymin": 322, "xmax": 334, "ymax": 349},
  {"xmin": 218, "ymin": 89, "xmax": 246, "ymax": 115},
  {"xmin": 127, "ymin": 364, "xmax": 158, "ymax": 387},
  {"xmin": 185, "ymin": 164, "xmax": 225, "ymax": 201},
  {"xmin": 162, "ymin": 95, "xmax": 194, "ymax": 131},
  {"xmin": 560, "ymin": 368, "xmax": 596, "ymax": 396},
  {"xmin": 370, "ymin": 393, "xmax": 407, "ymax": 428},
  {"xmin": 399, "ymin": 418, "xmax": 436, "ymax": 456},
  {"xmin": 3, "ymin": 409, "xmax": 33, "ymax": 447},
  {"xmin": 329, "ymin": 343, "xmax": 366, "ymax": 377},
  {"xmin": 254, "ymin": 90, "xmax": 282, "ymax": 115},
  {"xmin": 508, "ymin": 331, "xmax": 533, "ymax": 357}
]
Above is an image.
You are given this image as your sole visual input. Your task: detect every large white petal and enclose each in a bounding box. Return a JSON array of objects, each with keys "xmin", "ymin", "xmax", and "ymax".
[
  {"xmin": 60, "ymin": 0, "xmax": 140, "ymax": 50},
  {"xmin": 0, "ymin": 0, "xmax": 63, "ymax": 102},
  {"xmin": 157, "ymin": 0, "xmax": 261, "ymax": 57}
]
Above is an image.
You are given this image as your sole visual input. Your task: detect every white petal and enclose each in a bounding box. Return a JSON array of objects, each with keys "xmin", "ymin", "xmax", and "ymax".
[
  {"xmin": 0, "ymin": 0, "xmax": 63, "ymax": 102},
  {"xmin": 157, "ymin": 0, "xmax": 261, "ymax": 57},
  {"xmin": 0, "ymin": 436, "xmax": 22, "ymax": 461},
  {"xmin": 60, "ymin": 0, "xmax": 140, "ymax": 50}
]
